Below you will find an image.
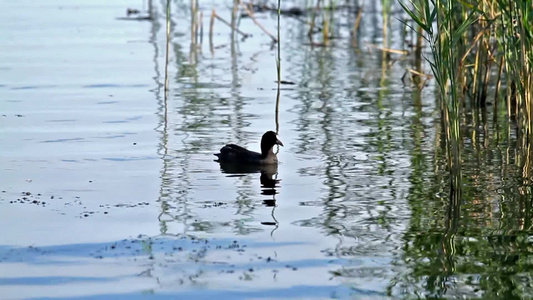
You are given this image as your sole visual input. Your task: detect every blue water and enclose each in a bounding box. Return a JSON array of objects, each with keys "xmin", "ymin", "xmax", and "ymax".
[{"xmin": 1, "ymin": 1, "xmax": 531, "ymax": 299}]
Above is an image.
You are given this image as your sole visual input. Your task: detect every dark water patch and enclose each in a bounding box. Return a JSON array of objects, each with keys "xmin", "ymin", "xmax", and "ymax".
[
  {"xmin": 1, "ymin": 114, "xmax": 25, "ymax": 117},
  {"xmin": 184, "ymin": 82, "xmax": 233, "ymax": 89},
  {"xmin": 103, "ymin": 116, "xmax": 142, "ymax": 124},
  {"xmin": 45, "ymin": 119, "xmax": 76, "ymax": 123},
  {"xmin": 50, "ymin": 285, "xmax": 383, "ymax": 300},
  {"xmin": 93, "ymin": 132, "xmax": 137, "ymax": 139},
  {"xmin": 10, "ymin": 85, "xmax": 58, "ymax": 90},
  {"xmin": 0, "ymin": 276, "xmax": 113, "ymax": 286},
  {"xmin": 3, "ymin": 191, "xmax": 48, "ymax": 207},
  {"xmin": 0, "ymin": 237, "xmax": 307, "ymax": 263},
  {"xmin": 82, "ymin": 84, "xmax": 121, "ymax": 88},
  {"xmin": 95, "ymin": 135, "xmax": 127, "ymax": 139},
  {"xmin": 102, "ymin": 120, "xmax": 128, "ymax": 124},
  {"xmin": 82, "ymin": 84, "xmax": 149, "ymax": 88},
  {"xmin": 40, "ymin": 138, "xmax": 85, "ymax": 143},
  {"xmin": 96, "ymin": 101, "xmax": 119, "ymax": 105},
  {"xmin": 102, "ymin": 156, "xmax": 157, "ymax": 162},
  {"xmin": 113, "ymin": 202, "xmax": 150, "ymax": 208},
  {"xmin": 1, "ymin": 188, "xmax": 113, "ymax": 217}
]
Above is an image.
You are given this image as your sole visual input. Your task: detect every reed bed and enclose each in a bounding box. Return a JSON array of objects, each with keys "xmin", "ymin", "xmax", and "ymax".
[{"xmin": 399, "ymin": 0, "xmax": 533, "ymax": 181}]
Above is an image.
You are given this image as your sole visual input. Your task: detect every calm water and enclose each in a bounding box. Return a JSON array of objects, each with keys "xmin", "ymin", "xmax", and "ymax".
[{"xmin": 0, "ymin": 1, "xmax": 531, "ymax": 299}]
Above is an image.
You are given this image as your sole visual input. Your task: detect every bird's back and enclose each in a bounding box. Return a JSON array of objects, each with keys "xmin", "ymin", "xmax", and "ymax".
[{"xmin": 214, "ymin": 144, "xmax": 263, "ymax": 164}]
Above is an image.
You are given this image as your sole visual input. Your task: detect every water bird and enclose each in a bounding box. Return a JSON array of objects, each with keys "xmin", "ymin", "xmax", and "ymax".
[{"xmin": 214, "ymin": 131, "xmax": 283, "ymax": 164}]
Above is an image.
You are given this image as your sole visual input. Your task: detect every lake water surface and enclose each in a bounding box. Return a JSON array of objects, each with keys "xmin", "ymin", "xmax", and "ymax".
[{"xmin": 1, "ymin": 1, "xmax": 531, "ymax": 299}]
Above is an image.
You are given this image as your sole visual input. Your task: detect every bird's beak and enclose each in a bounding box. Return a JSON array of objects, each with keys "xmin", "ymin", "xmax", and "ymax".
[{"xmin": 276, "ymin": 138, "xmax": 284, "ymax": 147}]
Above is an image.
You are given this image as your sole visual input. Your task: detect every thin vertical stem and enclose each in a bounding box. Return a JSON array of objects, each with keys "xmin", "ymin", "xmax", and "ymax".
[
  {"xmin": 209, "ymin": 9, "xmax": 215, "ymax": 55},
  {"xmin": 275, "ymin": 0, "xmax": 281, "ymax": 134},
  {"xmin": 163, "ymin": 0, "xmax": 171, "ymax": 159},
  {"xmin": 164, "ymin": 0, "xmax": 171, "ymax": 94}
]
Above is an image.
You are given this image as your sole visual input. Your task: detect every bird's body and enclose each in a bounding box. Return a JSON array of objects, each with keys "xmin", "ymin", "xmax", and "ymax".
[
  {"xmin": 214, "ymin": 131, "xmax": 283, "ymax": 165},
  {"xmin": 215, "ymin": 144, "xmax": 275, "ymax": 164}
]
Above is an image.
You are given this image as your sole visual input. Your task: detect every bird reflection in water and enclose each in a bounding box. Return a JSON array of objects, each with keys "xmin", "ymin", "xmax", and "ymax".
[
  {"xmin": 259, "ymin": 165, "xmax": 279, "ymax": 207},
  {"xmin": 218, "ymin": 163, "xmax": 280, "ymax": 201},
  {"xmin": 217, "ymin": 162, "xmax": 280, "ymax": 228}
]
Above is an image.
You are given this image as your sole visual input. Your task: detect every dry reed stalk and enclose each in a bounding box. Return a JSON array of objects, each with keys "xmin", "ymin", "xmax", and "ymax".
[
  {"xmin": 211, "ymin": 9, "xmax": 251, "ymax": 38},
  {"xmin": 382, "ymin": 2, "xmax": 389, "ymax": 49},
  {"xmin": 189, "ymin": 0, "xmax": 199, "ymax": 63},
  {"xmin": 308, "ymin": 0, "xmax": 321, "ymax": 38},
  {"xmin": 406, "ymin": 68, "xmax": 432, "ymax": 88},
  {"xmin": 366, "ymin": 43, "xmax": 408, "ymax": 55},
  {"xmin": 209, "ymin": 9, "xmax": 215, "ymax": 54},
  {"xmin": 493, "ymin": 56, "xmax": 504, "ymax": 122},
  {"xmin": 408, "ymin": 68, "xmax": 431, "ymax": 78},
  {"xmin": 322, "ymin": 17, "xmax": 329, "ymax": 43},
  {"xmin": 479, "ymin": 40, "xmax": 493, "ymax": 106},
  {"xmin": 191, "ymin": 0, "xmax": 197, "ymax": 44},
  {"xmin": 231, "ymin": 0, "xmax": 238, "ymax": 40},
  {"xmin": 239, "ymin": 1, "xmax": 278, "ymax": 43},
  {"xmin": 199, "ymin": 11, "xmax": 203, "ymax": 45},
  {"xmin": 472, "ymin": 40, "xmax": 481, "ymax": 101},
  {"xmin": 351, "ymin": 7, "xmax": 363, "ymax": 47}
]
